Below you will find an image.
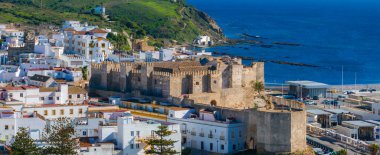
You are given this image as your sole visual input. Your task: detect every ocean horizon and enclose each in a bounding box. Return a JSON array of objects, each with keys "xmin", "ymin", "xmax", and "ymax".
[{"xmin": 187, "ymin": 0, "xmax": 380, "ymax": 85}]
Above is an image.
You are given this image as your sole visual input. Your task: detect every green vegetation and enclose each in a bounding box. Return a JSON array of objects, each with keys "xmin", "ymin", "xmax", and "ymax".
[
  {"xmin": 107, "ymin": 33, "xmax": 131, "ymax": 52},
  {"xmin": 10, "ymin": 127, "xmax": 39, "ymax": 155},
  {"xmin": 42, "ymin": 117, "xmax": 78, "ymax": 154},
  {"xmin": 10, "ymin": 118, "xmax": 78, "ymax": 154},
  {"xmin": 336, "ymin": 149, "xmax": 347, "ymax": 155},
  {"xmin": 0, "ymin": 0, "xmax": 223, "ymax": 45},
  {"xmin": 144, "ymin": 125, "xmax": 178, "ymax": 155},
  {"xmin": 369, "ymin": 144, "xmax": 379, "ymax": 155},
  {"xmin": 81, "ymin": 66, "xmax": 88, "ymax": 80}
]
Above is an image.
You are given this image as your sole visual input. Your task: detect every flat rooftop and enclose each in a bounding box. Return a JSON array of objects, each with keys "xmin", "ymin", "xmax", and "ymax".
[
  {"xmin": 307, "ymin": 109, "xmax": 332, "ymax": 115},
  {"xmin": 323, "ymin": 109, "xmax": 351, "ymax": 114},
  {"xmin": 343, "ymin": 120, "xmax": 376, "ymax": 127},
  {"xmin": 287, "ymin": 80, "xmax": 329, "ymax": 89},
  {"xmin": 364, "ymin": 120, "xmax": 380, "ymax": 126}
]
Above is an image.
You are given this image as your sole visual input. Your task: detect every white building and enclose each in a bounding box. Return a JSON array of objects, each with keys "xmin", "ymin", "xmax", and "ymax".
[
  {"xmin": 0, "ymin": 112, "xmax": 46, "ymax": 145},
  {"xmin": 194, "ymin": 35, "xmax": 211, "ymax": 46},
  {"xmin": 168, "ymin": 109, "xmax": 245, "ymax": 154},
  {"xmin": 22, "ymin": 104, "xmax": 88, "ymax": 119},
  {"xmin": 159, "ymin": 48, "xmax": 174, "ymax": 61},
  {"xmin": 74, "ymin": 118, "xmax": 105, "ymax": 138},
  {"xmin": 62, "ymin": 21, "xmax": 98, "ymax": 32},
  {"xmin": 28, "ymin": 74, "xmax": 55, "ymax": 87},
  {"xmin": 63, "ymin": 29, "xmax": 113, "ymax": 63},
  {"xmin": 0, "ymin": 65, "xmax": 21, "ymax": 82},
  {"xmin": 0, "ymin": 84, "xmax": 88, "ymax": 106},
  {"xmin": 335, "ymin": 120, "xmax": 376, "ymax": 141},
  {"xmin": 116, "ymin": 114, "xmax": 181, "ymax": 155}
]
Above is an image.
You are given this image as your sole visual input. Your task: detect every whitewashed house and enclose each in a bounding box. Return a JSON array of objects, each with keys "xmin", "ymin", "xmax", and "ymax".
[
  {"xmin": 168, "ymin": 109, "xmax": 245, "ymax": 154},
  {"xmin": 0, "ymin": 65, "xmax": 21, "ymax": 82}
]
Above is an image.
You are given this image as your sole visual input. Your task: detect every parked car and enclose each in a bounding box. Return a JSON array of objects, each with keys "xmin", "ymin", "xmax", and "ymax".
[
  {"xmin": 322, "ymin": 100, "xmax": 329, "ymax": 104},
  {"xmin": 312, "ymin": 96, "xmax": 319, "ymax": 100},
  {"xmin": 338, "ymin": 95, "xmax": 347, "ymax": 98},
  {"xmin": 304, "ymin": 100, "xmax": 316, "ymax": 105}
]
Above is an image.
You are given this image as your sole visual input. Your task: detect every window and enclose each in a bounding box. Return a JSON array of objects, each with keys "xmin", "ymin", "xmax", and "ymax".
[
  {"xmin": 52, "ymin": 110, "xmax": 56, "ymax": 115},
  {"xmin": 137, "ymin": 77, "xmax": 141, "ymax": 82},
  {"xmin": 79, "ymin": 109, "xmax": 83, "ymax": 114},
  {"xmin": 233, "ymin": 144, "xmax": 236, "ymax": 150},
  {"xmin": 102, "ymin": 43, "xmax": 105, "ymax": 48},
  {"xmin": 210, "ymin": 143, "xmax": 213, "ymax": 151},
  {"xmin": 5, "ymin": 125, "xmax": 9, "ymax": 130},
  {"xmin": 49, "ymin": 97, "xmax": 53, "ymax": 100},
  {"xmin": 137, "ymin": 131, "xmax": 140, "ymax": 137},
  {"xmin": 69, "ymin": 95, "xmax": 72, "ymax": 99},
  {"xmin": 40, "ymin": 97, "xmax": 44, "ymax": 101},
  {"xmin": 56, "ymin": 97, "xmax": 60, "ymax": 100},
  {"xmin": 239, "ymin": 130, "xmax": 242, "ymax": 137},
  {"xmin": 231, "ymin": 131, "xmax": 235, "ymax": 139},
  {"xmin": 44, "ymin": 110, "xmax": 48, "ymax": 116},
  {"xmin": 214, "ymin": 80, "xmax": 217, "ymax": 84},
  {"xmin": 201, "ymin": 141, "xmax": 204, "ymax": 150},
  {"xmin": 60, "ymin": 109, "xmax": 65, "ymax": 115},
  {"xmin": 131, "ymin": 131, "xmax": 134, "ymax": 136},
  {"xmin": 90, "ymin": 51, "xmax": 93, "ymax": 55},
  {"xmin": 77, "ymin": 94, "xmax": 80, "ymax": 98},
  {"xmin": 196, "ymin": 82, "xmax": 199, "ymax": 85},
  {"xmin": 9, "ymin": 93, "xmax": 12, "ymax": 98},
  {"xmin": 221, "ymin": 144, "xmax": 224, "ymax": 150},
  {"xmin": 136, "ymin": 143, "xmax": 140, "ymax": 149},
  {"xmin": 70, "ymin": 109, "xmax": 74, "ymax": 115},
  {"xmin": 130, "ymin": 144, "xmax": 134, "ymax": 149},
  {"xmin": 20, "ymin": 93, "xmax": 23, "ymax": 97},
  {"xmin": 83, "ymin": 131, "xmax": 87, "ymax": 136}
]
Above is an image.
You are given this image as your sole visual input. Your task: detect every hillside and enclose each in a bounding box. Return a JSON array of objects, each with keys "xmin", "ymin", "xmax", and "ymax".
[{"xmin": 0, "ymin": 0, "xmax": 224, "ymax": 45}]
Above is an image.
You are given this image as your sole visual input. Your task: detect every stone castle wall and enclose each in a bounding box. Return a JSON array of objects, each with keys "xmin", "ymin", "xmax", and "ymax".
[
  {"xmin": 189, "ymin": 103, "xmax": 307, "ymax": 154},
  {"xmin": 90, "ymin": 59, "xmax": 265, "ymax": 109}
]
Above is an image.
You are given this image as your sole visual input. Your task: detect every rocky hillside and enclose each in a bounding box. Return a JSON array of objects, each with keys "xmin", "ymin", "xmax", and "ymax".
[{"xmin": 0, "ymin": 0, "xmax": 224, "ymax": 45}]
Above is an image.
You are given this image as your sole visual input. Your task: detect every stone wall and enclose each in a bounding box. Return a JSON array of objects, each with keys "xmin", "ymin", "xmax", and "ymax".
[
  {"xmin": 188, "ymin": 103, "xmax": 307, "ymax": 154},
  {"xmin": 90, "ymin": 59, "xmax": 264, "ymax": 109}
]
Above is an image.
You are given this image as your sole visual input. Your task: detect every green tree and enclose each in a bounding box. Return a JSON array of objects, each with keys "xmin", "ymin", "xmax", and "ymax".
[
  {"xmin": 10, "ymin": 127, "xmax": 39, "ymax": 155},
  {"xmin": 81, "ymin": 66, "xmax": 88, "ymax": 80},
  {"xmin": 250, "ymin": 81, "xmax": 264, "ymax": 95},
  {"xmin": 42, "ymin": 117, "xmax": 78, "ymax": 155},
  {"xmin": 144, "ymin": 126, "xmax": 178, "ymax": 155},
  {"xmin": 107, "ymin": 33, "xmax": 131, "ymax": 52},
  {"xmin": 336, "ymin": 149, "xmax": 347, "ymax": 155},
  {"xmin": 369, "ymin": 144, "xmax": 379, "ymax": 155}
]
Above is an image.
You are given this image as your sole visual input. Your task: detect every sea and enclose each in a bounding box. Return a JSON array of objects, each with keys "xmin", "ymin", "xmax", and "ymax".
[{"xmin": 187, "ymin": 0, "xmax": 380, "ymax": 85}]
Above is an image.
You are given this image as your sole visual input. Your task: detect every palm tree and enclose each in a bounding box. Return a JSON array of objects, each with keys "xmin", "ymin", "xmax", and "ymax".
[
  {"xmin": 251, "ymin": 81, "xmax": 264, "ymax": 95},
  {"xmin": 250, "ymin": 81, "xmax": 273, "ymax": 109},
  {"xmin": 369, "ymin": 144, "xmax": 379, "ymax": 155}
]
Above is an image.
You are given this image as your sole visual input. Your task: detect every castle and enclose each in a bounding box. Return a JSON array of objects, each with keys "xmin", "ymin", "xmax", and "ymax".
[
  {"xmin": 90, "ymin": 56, "xmax": 308, "ymax": 154},
  {"xmin": 90, "ymin": 56, "xmax": 264, "ymax": 108}
]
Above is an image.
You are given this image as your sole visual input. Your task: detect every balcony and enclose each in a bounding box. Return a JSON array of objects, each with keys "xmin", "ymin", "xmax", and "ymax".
[
  {"xmin": 220, "ymin": 136, "xmax": 225, "ymax": 140},
  {"xmin": 199, "ymin": 133, "xmax": 204, "ymax": 137},
  {"xmin": 191, "ymin": 131, "xmax": 196, "ymax": 136},
  {"xmin": 208, "ymin": 134, "xmax": 213, "ymax": 139}
]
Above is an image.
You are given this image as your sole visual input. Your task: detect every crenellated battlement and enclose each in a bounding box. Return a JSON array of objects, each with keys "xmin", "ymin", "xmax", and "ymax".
[{"xmin": 91, "ymin": 57, "xmax": 265, "ymax": 107}]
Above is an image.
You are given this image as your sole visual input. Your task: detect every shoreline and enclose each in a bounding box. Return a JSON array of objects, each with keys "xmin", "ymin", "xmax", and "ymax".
[{"xmin": 267, "ymin": 83, "xmax": 380, "ymax": 91}]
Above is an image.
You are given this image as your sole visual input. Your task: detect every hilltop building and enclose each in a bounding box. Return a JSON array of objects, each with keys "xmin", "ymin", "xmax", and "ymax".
[{"xmin": 90, "ymin": 56, "xmax": 264, "ymax": 108}]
